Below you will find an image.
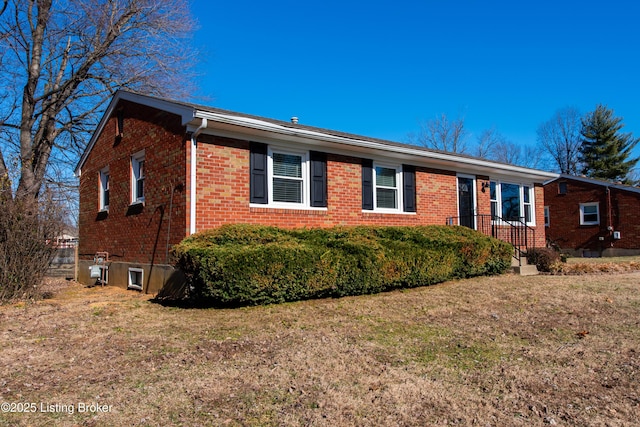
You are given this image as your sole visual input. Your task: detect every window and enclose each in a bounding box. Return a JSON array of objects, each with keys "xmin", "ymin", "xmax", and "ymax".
[
  {"xmin": 128, "ymin": 268, "xmax": 143, "ymax": 291},
  {"xmin": 490, "ymin": 181, "xmax": 498, "ymax": 219},
  {"xmin": 544, "ymin": 206, "xmax": 550, "ymax": 227},
  {"xmin": 375, "ymin": 165, "xmax": 400, "ymax": 210},
  {"xmin": 99, "ymin": 167, "xmax": 110, "ymax": 211},
  {"xmin": 580, "ymin": 202, "xmax": 599, "ymax": 225},
  {"xmin": 116, "ymin": 109, "xmax": 124, "ymax": 138},
  {"xmin": 489, "ymin": 181, "xmax": 535, "ymax": 225},
  {"xmin": 362, "ymin": 161, "xmax": 415, "ymax": 213},
  {"xmin": 272, "ymin": 152, "xmax": 304, "ymax": 204},
  {"xmin": 558, "ymin": 181, "xmax": 567, "ymax": 195},
  {"xmin": 249, "ymin": 142, "xmax": 327, "ymax": 208},
  {"xmin": 131, "ymin": 151, "xmax": 145, "ymax": 204},
  {"xmin": 523, "ymin": 185, "xmax": 532, "ymax": 223}
]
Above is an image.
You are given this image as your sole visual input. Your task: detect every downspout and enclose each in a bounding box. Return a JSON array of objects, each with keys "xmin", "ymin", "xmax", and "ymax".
[{"xmin": 190, "ymin": 118, "xmax": 207, "ymax": 235}]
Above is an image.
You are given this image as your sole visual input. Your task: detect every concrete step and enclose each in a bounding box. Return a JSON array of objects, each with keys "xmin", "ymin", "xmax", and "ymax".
[
  {"xmin": 512, "ymin": 264, "xmax": 539, "ymax": 276},
  {"xmin": 511, "ymin": 255, "xmax": 530, "ymax": 267}
]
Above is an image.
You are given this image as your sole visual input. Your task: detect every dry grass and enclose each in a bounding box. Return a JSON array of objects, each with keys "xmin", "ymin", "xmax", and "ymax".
[
  {"xmin": 1, "ymin": 269, "xmax": 639, "ymax": 426},
  {"xmin": 559, "ymin": 256, "xmax": 640, "ymax": 275}
]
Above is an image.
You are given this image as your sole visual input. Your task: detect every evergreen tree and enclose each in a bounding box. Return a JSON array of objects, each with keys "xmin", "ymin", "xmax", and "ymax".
[{"xmin": 579, "ymin": 105, "xmax": 639, "ymax": 183}]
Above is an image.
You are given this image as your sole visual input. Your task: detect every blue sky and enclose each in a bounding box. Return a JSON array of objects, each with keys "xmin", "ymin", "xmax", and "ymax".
[{"xmin": 190, "ymin": 0, "xmax": 640, "ymax": 159}]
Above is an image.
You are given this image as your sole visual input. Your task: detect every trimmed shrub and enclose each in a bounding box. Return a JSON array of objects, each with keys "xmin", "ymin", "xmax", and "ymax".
[
  {"xmin": 170, "ymin": 224, "xmax": 513, "ymax": 307},
  {"xmin": 526, "ymin": 247, "xmax": 561, "ymax": 272}
]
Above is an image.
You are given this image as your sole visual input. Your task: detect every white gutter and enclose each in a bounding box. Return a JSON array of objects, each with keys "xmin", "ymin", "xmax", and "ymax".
[
  {"xmin": 190, "ymin": 118, "xmax": 207, "ymax": 235},
  {"xmin": 193, "ymin": 110, "xmax": 559, "ymax": 182}
]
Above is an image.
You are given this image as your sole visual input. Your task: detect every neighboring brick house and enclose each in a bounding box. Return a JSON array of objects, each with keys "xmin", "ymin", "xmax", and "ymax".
[
  {"xmin": 544, "ymin": 175, "xmax": 640, "ymax": 257},
  {"xmin": 75, "ymin": 91, "xmax": 558, "ymax": 293}
]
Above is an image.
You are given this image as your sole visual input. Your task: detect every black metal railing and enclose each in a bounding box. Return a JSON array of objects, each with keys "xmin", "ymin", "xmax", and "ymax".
[{"xmin": 446, "ymin": 214, "xmax": 535, "ymax": 266}]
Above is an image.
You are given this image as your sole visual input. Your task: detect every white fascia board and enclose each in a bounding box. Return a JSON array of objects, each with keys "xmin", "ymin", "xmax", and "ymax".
[
  {"xmin": 116, "ymin": 91, "xmax": 195, "ymax": 125},
  {"xmin": 194, "ymin": 110, "xmax": 560, "ymax": 183}
]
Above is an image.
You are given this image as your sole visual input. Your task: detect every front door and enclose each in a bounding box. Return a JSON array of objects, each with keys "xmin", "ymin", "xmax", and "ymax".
[{"xmin": 458, "ymin": 176, "xmax": 475, "ymax": 229}]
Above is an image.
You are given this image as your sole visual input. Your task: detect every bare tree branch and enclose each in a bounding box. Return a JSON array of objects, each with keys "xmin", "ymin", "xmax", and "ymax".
[
  {"xmin": 0, "ymin": 0, "xmax": 198, "ymax": 202},
  {"xmin": 408, "ymin": 113, "xmax": 468, "ymax": 153},
  {"xmin": 536, "ymin": 107, "xmax": 582, "ymax": 174},
  {"xmin": 474, "ymin": 127, "xmax": 502, "ymax": 159}
]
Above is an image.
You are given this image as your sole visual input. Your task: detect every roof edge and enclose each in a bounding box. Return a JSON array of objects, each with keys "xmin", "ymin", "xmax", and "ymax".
[
  {"xmin": 74, "ymin": 90, "xmax": 195, "ymax": 176},
  {"xmin": 193, "ymin": 109, "xmax": 559, "ymax": 182},
  {"xmin": 545, "ymin": 174, "xmax": 640, "ymax": 194},
  {"xmin": 76, "ymin": 91, "xmax": 560, "ymax": 183}
]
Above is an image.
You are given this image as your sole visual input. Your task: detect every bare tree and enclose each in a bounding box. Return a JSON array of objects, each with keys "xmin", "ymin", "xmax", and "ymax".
[
  {"xmin": 0, "ymin": 0, "xmax": 197, "ymax": 202},
  {"xmin": 536, "ymin": 107, "xmax": 582, "ymax": 175},
  {"xmin": 474, "ymin": 127, "xmax": 503, "ymax": 159},
  {"xmin": 479, "ymin": 129, "xmax": 544, "ymax": 169},
  {"xmin": 408, "ymin": 113, "xmax": 468, "ymax": 153}
]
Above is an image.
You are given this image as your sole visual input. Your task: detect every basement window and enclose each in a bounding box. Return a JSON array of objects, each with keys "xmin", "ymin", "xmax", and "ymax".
[{"xmin": 128, "ymin": 268, "xmax": 144, "ymax": 291}]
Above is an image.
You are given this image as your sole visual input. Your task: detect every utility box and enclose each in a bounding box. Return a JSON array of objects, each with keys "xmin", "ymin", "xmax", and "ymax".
[
  {"xmin": 90, "ymin": 251, "xmax": 110, "ymax": 285},
  {"xmin": 90, "ymin": 265, "xmax": 102, "ymax": 278},
  {"xmin": 613, "ymin": 231, "xmax": 621, "ymax": 240}
]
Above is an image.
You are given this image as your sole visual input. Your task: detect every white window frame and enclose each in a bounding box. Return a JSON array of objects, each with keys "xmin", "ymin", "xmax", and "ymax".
[
  {"xmin": 580, "ymin": 202, "xmax": 600, "ymax": 225},
  {"xmin": 99, "ymin": 167, "xmax": 110, "ymax": 211},
  {"xmin": 373, "ymin": 163, "xmax": 403, "ymax": 213},
  {"xmin": 456, "ymin": 174, "xmax": 477, "ymax": 227},
  {"xmin": 267, "ymin": 146, "xmax": 309, "ymax": 209},
  {"xmin": 544, "ymin": 206, "xmax": 550, "ymax": 227},
  {"xmin": 490, "ymin": 180, "xmax": 536, "ymax": 226},
  {"xmin": 131, "ymin": 150, "xmax": 145, "ymax": 204},
  {"xmin": 128, "ymin": 267, "xmax": 144, "ymax": 291}
]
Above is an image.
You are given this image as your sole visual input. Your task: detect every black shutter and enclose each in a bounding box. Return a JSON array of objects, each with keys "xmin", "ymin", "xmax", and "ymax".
[
  {"xmin": 250, "ymin": 142, "xmax": 268, "ymax": 204},
  {"xmin": 310, "ymin": 151, "xmax": 327, "ymax": 207},
  {"xmin": 362, "ymin": 159, "xmax": 374, "ymax": 210},
  {"xmin": 403, "ymin": 165, "xmax": 416, "ymax": 212}
]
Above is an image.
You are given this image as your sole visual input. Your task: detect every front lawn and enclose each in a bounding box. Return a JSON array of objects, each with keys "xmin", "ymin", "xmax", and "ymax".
[{"xmin": 1, "ymin": 270, "xmax": 639, "ymax": 426}]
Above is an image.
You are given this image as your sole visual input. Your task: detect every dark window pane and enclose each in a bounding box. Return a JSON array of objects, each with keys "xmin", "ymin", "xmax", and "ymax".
[
  {"xmin": 501, "ymin": 183, "xmax": 521, "ymax": 221},
  {"xmin": 375, "ymin": 167, "xmax": 396, "ymax": 187},
  {"xmin": 273, "ymin": 153, "xmax": 302, "ymax": 178},
  {"xmin": 376, "ymin": 188, "xmax": 397, "ymax": 209},
  {"xmin": 273, "ymin": 178, "xmax": 302, "ymax": 203}
]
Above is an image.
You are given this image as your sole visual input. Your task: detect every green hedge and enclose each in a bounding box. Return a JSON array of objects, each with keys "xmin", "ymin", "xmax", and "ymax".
[{"xmin": 170, "ymin": 224, "xmax": 513, "ymax": 307}]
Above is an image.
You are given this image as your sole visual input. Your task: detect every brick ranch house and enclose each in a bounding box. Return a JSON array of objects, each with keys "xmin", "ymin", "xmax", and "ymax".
[
  {"xmin": 544, "ymin": 174, "xmax": 640, "ymax": 257},
  {"xmin": 75, "ymin": 91, "xmax": 558, "ymax": 293}
]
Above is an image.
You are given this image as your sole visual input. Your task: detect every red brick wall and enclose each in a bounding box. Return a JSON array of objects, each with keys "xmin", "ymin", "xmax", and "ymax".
[
  {"xmin": 544, "ymin": 179, "xmax": 640, "ymax": 252},
  {"xmin": 533, "ymin": 184, "xmax": 546, "ymax": 248},
  {"xmin": 78, "ymin": 101, "xmax": 188, "ymax": 264},
  {"xmin": 192, "ymin": 135, "xmax": 465, "ymax": 229},
  {"xmin": 80, "ymin": 108, "xmax": 549, "ymax": 268},
  {"xmin": 192, "ymin": 134, "xmax": 547, "ymax": 249}
]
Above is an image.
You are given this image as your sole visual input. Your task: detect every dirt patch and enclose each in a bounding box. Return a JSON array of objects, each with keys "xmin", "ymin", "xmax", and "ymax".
[{"xmin": 1, "ymin": 273, "xmax": 639, "ymax": 426}]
